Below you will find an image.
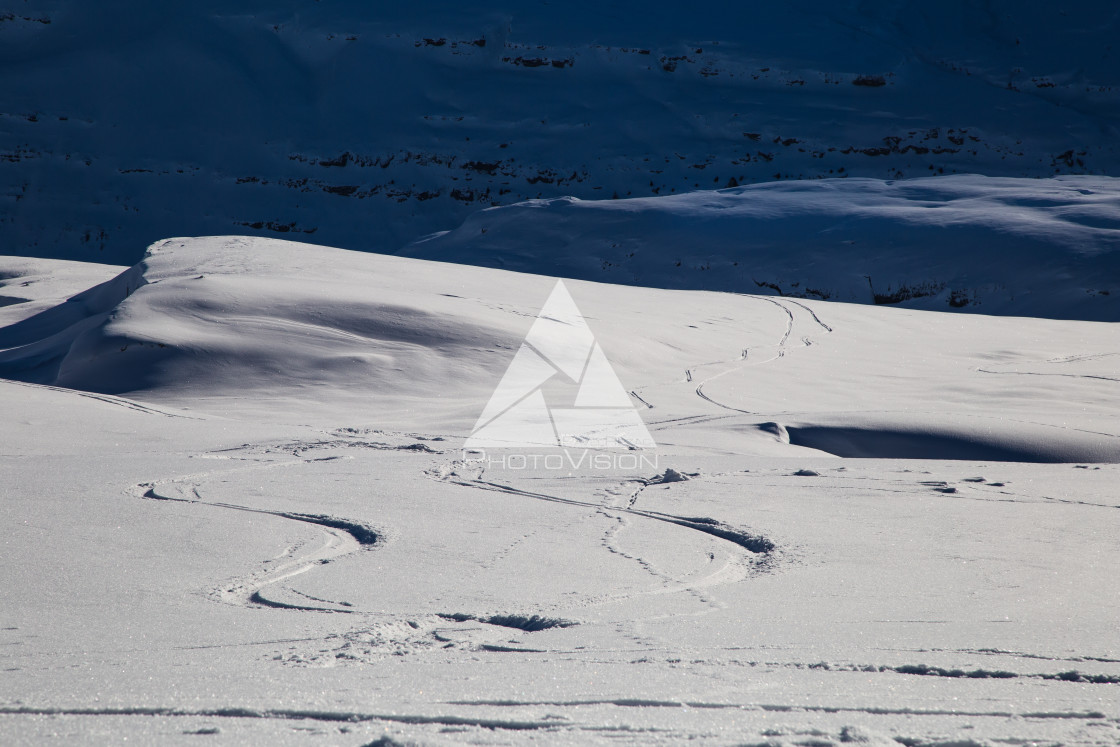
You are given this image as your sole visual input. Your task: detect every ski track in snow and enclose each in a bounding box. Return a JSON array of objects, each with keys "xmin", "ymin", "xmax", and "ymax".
[
  {"xmin": 427, "ymin": 463, "xmax": 775, "ymax": 558},
  {"xmin": 125, "ymin": 430, "xmax": 734, "ymax": 655},
  {"xmin": 417, "ymin": 457, "xmax": 777, "ymax": 630},
  {"xmin": 89, "ymin": 284, "xmax": 1120, "ymax": 653},
  {"xmin": 12, "ymin": 266, "xmax": 1115, "ymax": 743},
  {"xmin": 677, "ymin": 297, "xmax": 1120, "ymax": 460},
  {"xmin": 627, "ymin": 293, "xmax": 830, "ymax": 416},
  {"xmin": 129, "ymin": 433, "xmax": 771, "ymax": 666},
  {"xmin": 130, "ymin": 425, "xmax": 763, "ymax": 627},
  {"xmin": 130, "ymin": 435, "xmax": 410, "ymax": 614},
  {"xmin": 594, "ymin": 480, "xmax": 738, "ymax": 620},
  {"xmin": 138, "ymin": 481, "xmax": 374, "ymax": 613},
  {"xmin": 0, "ymin": 702, "xmax": 1112, "ymax": 741},
  {"xmin": 976, "ymin": 368, "xmax": 1120, "ymax": 385},
  {"xmin": 2, "ymin": 378, "xmax": 201, "ymax": 419},
  {"xmin": 131, "ymin": 287, "xmax": 1118, "ymax": 639},
  {"xmin": 692, "ymin": 296, "xmax": 829, "ymax": 416}
]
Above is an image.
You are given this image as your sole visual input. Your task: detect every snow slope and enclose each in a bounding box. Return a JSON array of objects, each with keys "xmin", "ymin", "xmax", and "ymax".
[
  {"xmin": 3, "ymin": 1, "xmax": 1119, "ymax": 264},
  {"xmin": 2, "ymin": 238, "xmax": 1119, "ymax": 744},
  {"xmin": 3, "ymin": 235, "xmax": 1120, "ymax": 458},
  {"xmin": 403, "ymin": 174, "xmax": 1120, "ymax": 321}
]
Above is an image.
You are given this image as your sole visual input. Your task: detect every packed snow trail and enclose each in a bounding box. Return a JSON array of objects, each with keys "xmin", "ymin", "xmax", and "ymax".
[
  {"xmin": 139, "ymin": 481, "xmax": 377, "ymax": 613},
  {"xmin": 693, "ymin": 297, "xmax": 832, "ymax": 415}
]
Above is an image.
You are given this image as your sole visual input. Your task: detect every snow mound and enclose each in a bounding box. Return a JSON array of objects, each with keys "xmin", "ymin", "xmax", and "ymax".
[
  {"xmin": 402, "ymin": 175, "xmax": 1120, "ymax": 321},
  {"xmin": 3, "ymin": 235, "xmax": 1118, "ymax": 462},
  {"xmin": 0, "ymin": 237, "xmax": 521, "ymax": 418}
]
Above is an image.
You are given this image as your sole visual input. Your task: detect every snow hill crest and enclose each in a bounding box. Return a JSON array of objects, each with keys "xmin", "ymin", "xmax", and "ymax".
[{"xmin": 464, "ymin": 280, "xmax": 655, "ymax": 449}]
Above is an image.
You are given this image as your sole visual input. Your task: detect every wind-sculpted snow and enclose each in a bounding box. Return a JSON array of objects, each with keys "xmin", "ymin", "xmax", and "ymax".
[
  {"xmin": 2, "ymin": 241, "xmax": 1120, "ymax": 745},
  {"xmin": 3, "ymin": 1, "xmax": 1120, "ymax": 263},
  {"xmin": 784, "ymin": 420, "xmax": 1120, "ymax": 463},
  {"xmin": 404, "ymin": 175, "xmax": 1120, "ymax": 321},
  {"xmin": 2, "ymin": 235, "xmax": 1118, "ymax": 462},
  {"xmin": 0, "ymin": 237, "xmax": 523, "ymax": 410}
]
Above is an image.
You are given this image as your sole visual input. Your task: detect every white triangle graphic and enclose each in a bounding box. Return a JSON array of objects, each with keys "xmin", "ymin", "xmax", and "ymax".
[
  {"xmin": 473, "ymin": 344, "xmax": 558, "ymax": 430},
  {"xmin": 523, "ymin": 281, "xmax": 595, "ymax": 381},
  {"xmin": 464, "ymin": 280, "xmax": 656, "ymax": 450},
  {"xmin": 575, "ymin": 343, "xmax": 633, "ymax": 407},
  {"xmin": 464, "ymin": 389, "xmax": 558, "ymax": 448}
]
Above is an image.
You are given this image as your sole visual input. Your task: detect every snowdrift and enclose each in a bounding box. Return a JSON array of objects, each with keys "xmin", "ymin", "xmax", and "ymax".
[
  {"xmin": 2, "ymin": 236, "xmax": 1118, "ymax": 462},
  {"xmin": 0, "ymin": 238, "xmax": 522, "ymax": 417},
  {"xmin": 403, "ymin": 175, "xmax": 1120, "ymax": 321}
]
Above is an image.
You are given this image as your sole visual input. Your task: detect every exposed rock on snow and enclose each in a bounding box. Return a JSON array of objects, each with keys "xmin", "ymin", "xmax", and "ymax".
[
  {"xmin": 404, "ymin": 175, "xmax": 1120, "ymax": 320},
  {"xmin": 4, "ymin": 1, "xmax": 1119, "ymax": 263}
]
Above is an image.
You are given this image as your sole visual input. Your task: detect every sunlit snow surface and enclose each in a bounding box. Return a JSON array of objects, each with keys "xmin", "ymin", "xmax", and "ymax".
[{"xmin": 2, "ymin": 236, "xmax": 1118, "ymax": 745}]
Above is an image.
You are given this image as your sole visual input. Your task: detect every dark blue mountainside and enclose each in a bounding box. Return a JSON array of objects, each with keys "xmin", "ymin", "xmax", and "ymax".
[{"xmin": 3, "ymin": 0, "xmax": 1118, "ymax": 265}]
